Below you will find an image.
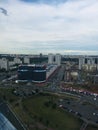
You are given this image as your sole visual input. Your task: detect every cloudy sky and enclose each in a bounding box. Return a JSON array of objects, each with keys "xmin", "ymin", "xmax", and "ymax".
[{"xmin": 0, "ymin": 0, "xmax": 98, "ymax": 55}]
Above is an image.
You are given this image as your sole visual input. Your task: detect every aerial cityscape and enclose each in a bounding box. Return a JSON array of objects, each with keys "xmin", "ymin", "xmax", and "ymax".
[
  {"xmin": 0, "ymin": 53, "xmax": 98, "ymax": 130},
  {"xmin": 0, "ymin": 0, "xmax": 98, "ymax": 130}
]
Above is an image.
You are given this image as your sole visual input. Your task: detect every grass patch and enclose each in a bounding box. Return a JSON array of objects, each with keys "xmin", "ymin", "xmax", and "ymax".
[
  {"xmin": 0, "ymin": 88, "xmax": 82, "ymax": 130},
  {"xmin": 18, "ymin": 94, "xmax": 83, "ymax": 130},
  {"xmin": 0, "ymin": 87, "xmax": 20, "ymax": 103}
]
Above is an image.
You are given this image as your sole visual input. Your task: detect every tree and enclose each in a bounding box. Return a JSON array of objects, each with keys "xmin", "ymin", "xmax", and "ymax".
[
  {"xmin": 52, "ymin": 103, "xmax": 57, "ymax": 109},
  {"xmin": 46, "ymin": 120, "xmax": 49, "ymax": 126}
]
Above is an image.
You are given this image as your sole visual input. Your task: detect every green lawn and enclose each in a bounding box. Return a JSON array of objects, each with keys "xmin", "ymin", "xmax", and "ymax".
[
  {"xmin": 0, "ymin": 88, "xmax": 82, "ymax": 130},
  {"xmin": 0, "ymin": 87, "xmax": 98, "ymax": 130},
  {"xmin": 16, "ymin": 94, "xmax": 82, "ymax": 130},
  {"xmin": 1, "ymin": 87, "xmax": 98, "ymax": 130},
  {"xmin": 0, "ymin": 87, "xmax": 19, "ymax": 103}
]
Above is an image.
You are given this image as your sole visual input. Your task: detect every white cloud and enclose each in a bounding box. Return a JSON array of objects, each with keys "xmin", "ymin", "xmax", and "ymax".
[{"xmin": 0, "ymin": 0, "xmax": 98, "ymax": 54}]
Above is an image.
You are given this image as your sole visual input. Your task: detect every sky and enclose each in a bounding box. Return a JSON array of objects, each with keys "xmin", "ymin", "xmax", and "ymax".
[{"xmin": 0, "ymin": 0, "xmax": 98, "ymax": 55}]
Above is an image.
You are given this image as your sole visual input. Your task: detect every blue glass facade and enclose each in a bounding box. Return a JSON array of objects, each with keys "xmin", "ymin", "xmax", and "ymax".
[
  {"xmin": 18, "ymin": 65, "xmax": 46, "ymax": 82},
  {"xmin": 0, "ymin": 113, "xmax": 17, "ymax": 130}
]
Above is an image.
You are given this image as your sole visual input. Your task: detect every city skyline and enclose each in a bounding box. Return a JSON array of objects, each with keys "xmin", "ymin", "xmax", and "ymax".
[{"xmin": 0, "ymin": 0, "xmax": 98, "ymax": 55}]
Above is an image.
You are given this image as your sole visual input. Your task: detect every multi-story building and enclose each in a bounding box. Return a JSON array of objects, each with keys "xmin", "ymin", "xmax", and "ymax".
[
  {"xmin": 14, "ymin": 57, "xmax": 22, "ymax": 64},
  {"xmin": 0, "ymin": 58, "xmax": 9, "ymax": 71},
  {"xmin": 17, "ymin": 64, "xmax": 46, "ymax": 83},
  {"xmin": 79, "ymin": 56, "xmax": 98, "ymax": 71},
  {"xmin": 24, "ymin": 57, "xmax": 30, "ymax": 64},
  {"xmin": 48, "ymin": 53, "xmax": 61, "ymax": 66}
]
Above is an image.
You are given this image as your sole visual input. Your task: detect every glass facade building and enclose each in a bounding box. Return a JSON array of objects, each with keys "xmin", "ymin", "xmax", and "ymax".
[
  {"xmin": 18, "ymin": 65, "xmax": 46, "ymax": 82},
  {"xmin": 0, "ymin": 113, "xmax": 17, "ymax": 130}
]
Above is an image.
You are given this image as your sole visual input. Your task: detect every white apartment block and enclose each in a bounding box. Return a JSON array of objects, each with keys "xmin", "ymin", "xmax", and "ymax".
[
  {"xmin": 14, "ymin": 57, "xmax": 22, "ymax": 64},
  {"xmin": 48, "ymin": 53, "xmax": 54, "ymax": 64},
  {"xmin": 24, "ymin": 57, "xmax": 30, "ymax": 64},
  {"xmin": 48, "ymin": 53, "xmax": 61, "ymax": 66},
  {"xmin": 79, "ymin": 57, "xmax": 98, "ymax": 71},
  {"xmin": 0, "ymin": 58, "xmax": 9, "ymax": 71}
]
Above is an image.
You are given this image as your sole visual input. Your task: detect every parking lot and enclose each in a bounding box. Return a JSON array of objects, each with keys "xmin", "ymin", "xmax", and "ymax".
[{"xmin": 59, "ymin": 88, "xmax": 98, "ymax": 125}]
